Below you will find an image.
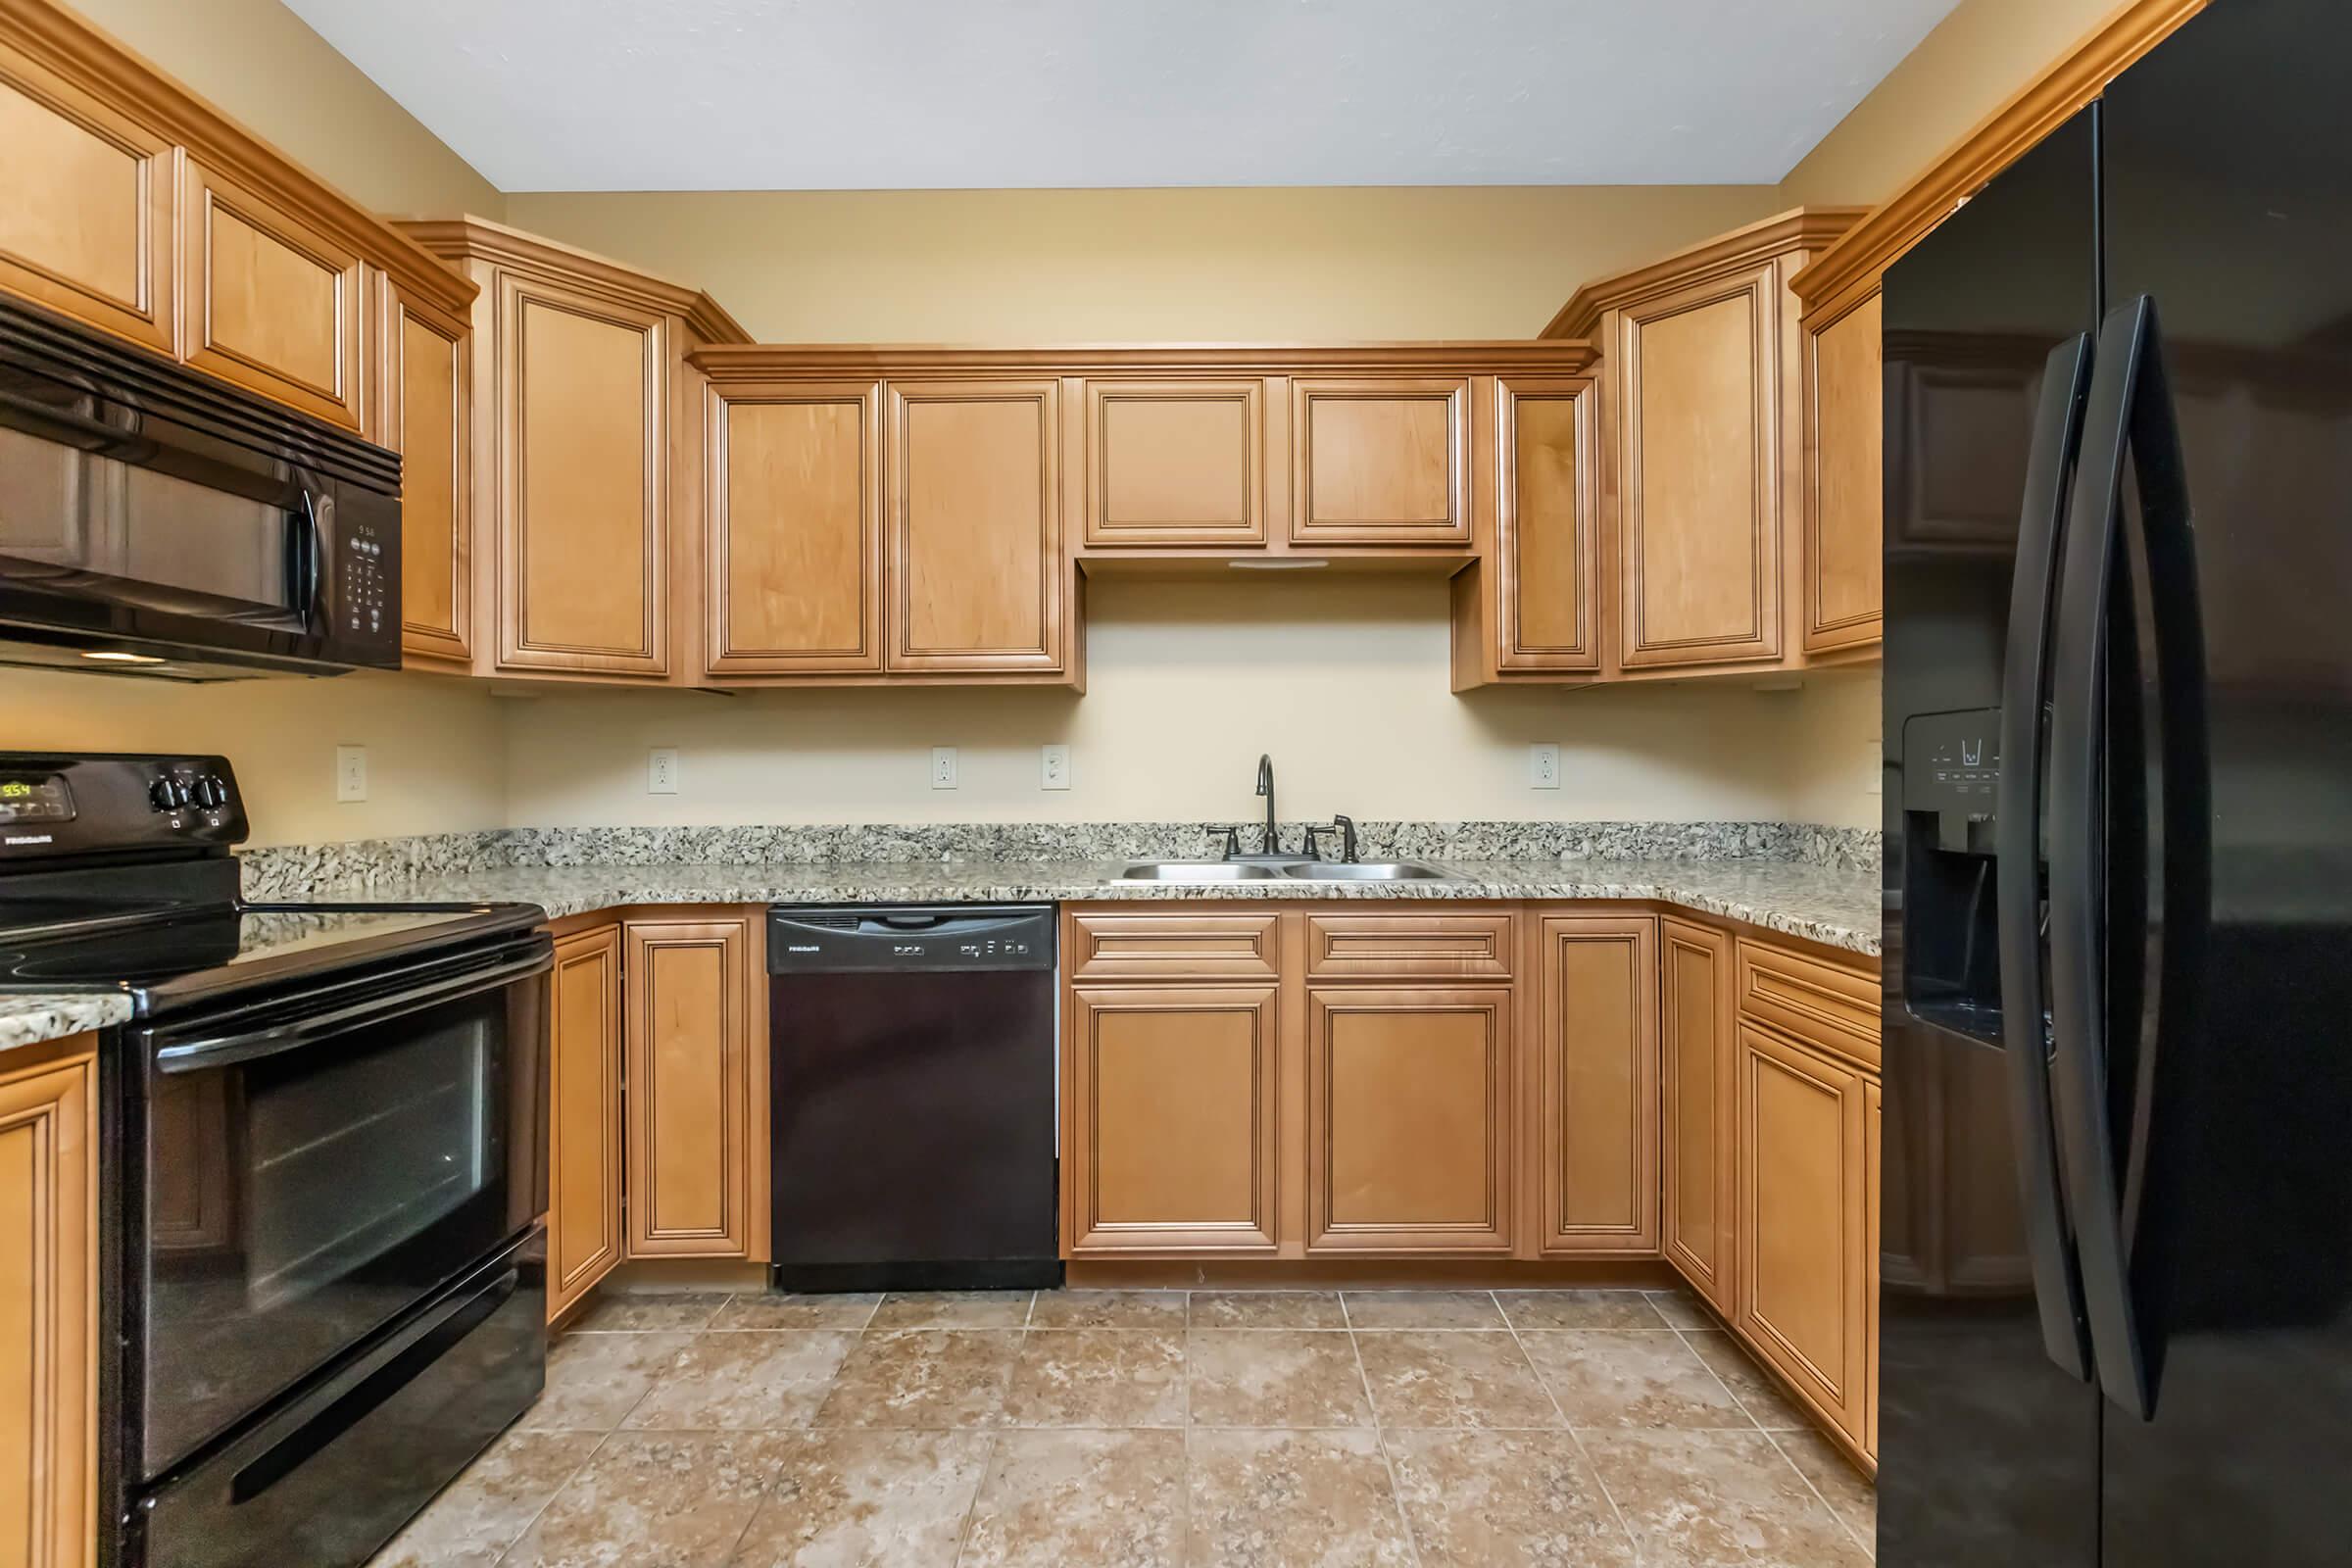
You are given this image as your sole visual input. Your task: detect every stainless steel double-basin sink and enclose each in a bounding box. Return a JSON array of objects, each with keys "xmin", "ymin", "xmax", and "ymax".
[{"xmin": 1116, "ymin": 859, "xmax": 1455, "ymax": 883}]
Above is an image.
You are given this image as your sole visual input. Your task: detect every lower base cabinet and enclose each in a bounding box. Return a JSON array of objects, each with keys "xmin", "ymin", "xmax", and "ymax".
[
  {"xmin": 0, "ymin": 1036, "xmax": 96, "ymax": 1568},
  {"xmin": 1532, "ymin": 915, "xmax": 1659, "ymax": 1255},
  {"xmin": 1064, "ymin": 985, "xmax": 1280, "ymax": 1253},
  {"xmin": 548, "ymin": 926, "xmax": 624, "ymax": 1320},
  {"xmin": 1660, "ymin": 916, "xmax": 1738, "ymax": 1311},
  {"xmin": 623, "ymin": 916, "xmax": 763, "ymax": 1260},
  {"xmin": 1734, "ymin": 1019, "xmax": 1874, "ymax": 1451},
  {"xmin": 1307, "ymin": 985, "xmax": 1514, "ymax": 1254}
]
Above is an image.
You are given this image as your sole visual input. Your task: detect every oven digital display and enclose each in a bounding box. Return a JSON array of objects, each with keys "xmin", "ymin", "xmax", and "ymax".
[{"xmin": 0, "ymin": 774, "xmax": 74, "ymax": 825}]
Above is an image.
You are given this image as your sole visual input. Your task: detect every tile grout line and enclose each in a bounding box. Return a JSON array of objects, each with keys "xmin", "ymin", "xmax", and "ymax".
[
  {"xmin": 1343, "ymin": 1294, "xmax": 1427, "ymax": 1568},
  {"xmin": 1664, "ymin": 1313, "xmax": 1875, "ymax": 1554},
  {"xmin": 1496, "ymin": 1292, "xmax": 1645, "ymax": 1567},
  {"xmin": 948, "ymin": 1432, "xmax": 1004, "ymax": 1568},
  {"xmin": 484, "ymin": 1424, "xmax": 614, "ymax": 1568}
]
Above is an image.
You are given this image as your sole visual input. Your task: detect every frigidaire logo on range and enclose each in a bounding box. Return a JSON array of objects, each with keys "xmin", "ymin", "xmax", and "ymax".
[{"xmin": 5, "ymin": 834, "xmax": 54, "ymax": 846}]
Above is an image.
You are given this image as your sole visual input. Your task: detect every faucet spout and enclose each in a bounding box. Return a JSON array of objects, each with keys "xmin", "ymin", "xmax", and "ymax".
[{"xmin": 1253, "ymin": 755, "xmax": 1278, "ymax": 857}]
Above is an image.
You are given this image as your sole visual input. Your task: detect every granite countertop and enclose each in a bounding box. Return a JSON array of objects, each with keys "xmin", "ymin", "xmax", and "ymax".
[
  {"xmin": 0, "ymin": 853, "xmax": 1879, "ymax": 1055},
  {"xmin": 310, "ymin": 853, "xmax": 1881, "ymax": 953}
]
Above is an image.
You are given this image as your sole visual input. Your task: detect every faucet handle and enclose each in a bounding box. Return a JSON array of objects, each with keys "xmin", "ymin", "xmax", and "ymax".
[
  {"xmin": 1300, "ymin": 824, "xmax": 1334, "ymax": 861},
  {"xmin": 1205, "ymin": 825, "xmax": 1245, "ymax": 860},
  {"xmin": 1331, "ymin": 814, "xmax": 1359, "ymax": 863}
]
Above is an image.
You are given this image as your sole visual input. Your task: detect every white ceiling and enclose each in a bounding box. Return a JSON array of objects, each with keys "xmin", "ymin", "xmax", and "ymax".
[{"xmin": 284, "ymin": 0, "xmax": 1961, "ymax": 192}]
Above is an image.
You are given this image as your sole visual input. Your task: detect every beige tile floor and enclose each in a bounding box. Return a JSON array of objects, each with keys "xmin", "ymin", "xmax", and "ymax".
[{"xmin": 369, "ymin": 1286, "xmax": 1875, "ymax": 1567}]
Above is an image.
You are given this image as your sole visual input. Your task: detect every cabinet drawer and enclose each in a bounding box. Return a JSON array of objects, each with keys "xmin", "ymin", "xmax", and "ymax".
[
  {"xmin": 1068, "ymin": 912, "xmax": 1280, "ymax": 982},
  {"xmin": 1736, "ymin": 938, "xmax": 1878, "ymax": 1070},
  {"xmin": 1304, "ymin": 913, "xmax": 1513, "ymax": 980}
]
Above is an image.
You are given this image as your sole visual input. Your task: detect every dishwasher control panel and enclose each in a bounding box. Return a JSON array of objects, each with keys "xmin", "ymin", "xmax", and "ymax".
[{"xmin": 767, "ymin": 904, "xmax": 1056, "ymax": 974}]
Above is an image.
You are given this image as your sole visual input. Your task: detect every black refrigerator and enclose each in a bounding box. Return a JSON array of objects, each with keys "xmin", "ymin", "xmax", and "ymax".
[{"xmin": 1881, "ymin": 0, "xmax": 2352, "ymax": 1561}]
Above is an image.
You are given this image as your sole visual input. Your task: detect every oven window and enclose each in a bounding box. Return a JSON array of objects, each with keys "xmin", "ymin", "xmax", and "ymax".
[
  {"xmin": 140, "ymin": 972, "xmax": 543, "ymax": 1478},
  {"xmin": 0, "ymin": 422, "xmax": 293, "ymax": 612}
]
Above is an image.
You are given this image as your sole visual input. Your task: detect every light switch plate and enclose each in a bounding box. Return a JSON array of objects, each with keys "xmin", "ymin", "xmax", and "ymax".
[
  {"xmin": 1041, "ymin": 744, "xmax": 1071, "ymax": 791},
  {"xmin": 335, "ymin": 744, "xmax": 368, "ymax": 803},
  {"xmin": 1865, "ymin": 738, "xmax": 1883, "ymax": 797},
  {"xmin": 932, "ymin": 747, "xmax": 959, "ymax": 789},
  {"xmin": 1530, "ymin": 743, "xmax": 1561, "ymax": 790},
  {"xmin": 648, "ymin": 747, "xmax": 680, "ymax": 795}
]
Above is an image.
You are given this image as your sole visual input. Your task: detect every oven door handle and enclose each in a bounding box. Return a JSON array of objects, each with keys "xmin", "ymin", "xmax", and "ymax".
[{"xmin": 154, "ymin": 948, "xmax": 552, "ymax": 1074}]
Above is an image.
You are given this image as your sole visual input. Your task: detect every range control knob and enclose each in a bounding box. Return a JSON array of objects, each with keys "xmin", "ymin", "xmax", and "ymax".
[
  {"xmin": 192, "ymin": 775, "xmax": 227, "ymax": 809},
  {"xmin": 148, "ymin": 777, "xmax": 179, "ymax": 812}
]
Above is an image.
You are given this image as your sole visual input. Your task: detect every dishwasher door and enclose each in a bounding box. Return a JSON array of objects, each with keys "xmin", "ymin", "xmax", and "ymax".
[{"xmin": 766, "ymin": 904, "xmax": 1059, "ymax": 1291}]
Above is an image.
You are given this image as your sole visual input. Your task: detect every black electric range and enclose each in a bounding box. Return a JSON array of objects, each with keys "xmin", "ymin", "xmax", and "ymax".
[{"xmin": 0, "ymin": 753, "xmax": 555, "ymax": 1568}]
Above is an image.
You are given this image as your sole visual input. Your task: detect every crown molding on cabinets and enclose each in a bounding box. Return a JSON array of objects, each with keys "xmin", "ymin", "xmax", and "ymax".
[
  {"xmin": 1788, "ymin": 0, "xmax": 2209, "ymax": 321},
  {"xmin": 1542, "ymin": 207, "xmax": 1867, "ymax": 344},
  {"xmin": 692, "ymin": 341, "xmax": 1599, "ymax": 378},
  {"xmin": 399, "ymin": 215, "xmax": 751, "ymax": 347}
]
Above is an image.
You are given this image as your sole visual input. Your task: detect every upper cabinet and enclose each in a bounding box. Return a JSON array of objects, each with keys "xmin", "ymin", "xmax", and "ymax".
[
  {"xmin": 1083, "ymin": 377, "xmax": 1268, "ymax": 550},
  {"xmin": 1449, "ymin": 373, "xmax": 1601, "ymax": 685},
  {"xmin": 1290, "ymin": 375, "xmax": 1471, "ymax": 547},
  {"xmin": 886, "ymin": 377, "xmax": 1067, "ymax": 673},
  {"xmin": 0, "ymin": 2, "xmax": 475, "ymax": 434},
  {"xmin": 377, "ymin": 277, "xmax": 473, "ymax": 666},
  {"xmin": 1531, "ymin": 208, "xmax": 1874, "ymax": 682},
  {"xmin": 399, "ymin": 218, "xmax": 751, "ymax": 684},
  {"xmin": 0, "ymin": 33, "xmax": 173, "ymax": 355}
]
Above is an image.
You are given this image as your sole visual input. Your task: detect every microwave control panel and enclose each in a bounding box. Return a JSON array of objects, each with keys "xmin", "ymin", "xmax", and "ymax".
[{"xmin": 337, "ymin": 498, "xmax": 389, "ymax": 641}]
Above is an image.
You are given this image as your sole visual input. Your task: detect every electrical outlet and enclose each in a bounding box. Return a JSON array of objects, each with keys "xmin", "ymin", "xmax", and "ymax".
[
  {"xmin": 1529, "ymin": 743, "xmax": 1562, "ymax": 790},
  {"xmin": 648, "ymin": 747, "xmax": 679, "ymax": 795},
  {"xmin": 931, "ymin": 746, "xmax": 958, "ymax": 790},
  {"xmin": 334, "ymin": 744, "xmax": 368, "ymax": 804},
  {"xmin": 1041, "ymin": 744, "xmax": 1071, "ymax": 791}
]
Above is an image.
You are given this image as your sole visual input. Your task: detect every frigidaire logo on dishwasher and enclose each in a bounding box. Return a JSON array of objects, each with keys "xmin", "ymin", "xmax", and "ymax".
[{"xmin": 5, "ymin": 834, "xmax": 53, "ymax": 846}]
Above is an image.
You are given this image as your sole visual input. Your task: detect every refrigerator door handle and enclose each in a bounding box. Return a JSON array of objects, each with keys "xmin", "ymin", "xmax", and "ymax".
[
  {"xmin": 1996, "ymin": 332, "xmax": 2097, "ymax": 1383},
  {"xmin": 2045, "ymin": 294, "xmax": 2209, "ymax": 1422}
]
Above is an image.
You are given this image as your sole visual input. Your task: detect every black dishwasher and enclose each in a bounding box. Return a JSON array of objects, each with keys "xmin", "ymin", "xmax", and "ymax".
[{"xmin": 767, "ymin": 904, "xmax": 1060, "ymax": 1291}]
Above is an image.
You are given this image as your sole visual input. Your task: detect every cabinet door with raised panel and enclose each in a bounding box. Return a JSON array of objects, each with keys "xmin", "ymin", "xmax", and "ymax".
[
  {"xmin": 180, "ymin": 159, "xmax": 365, "ymax": 429},
  {"xmin": 0, "ymin": 40, "xmax": 173, "ymax": 356},
  {"xmin": 0, "ymin": 1038, "xmax": 96, "ymax": 1568},
  {"xmin": 1661, "ymin": 917, "xmax": 1737, "ymax": 1311},
  {"xmin": 1533, "ymin": 915, "xmax": 1658, "ymax": 1255},
  {"xmin": 624, "ymin": 917, "xmax": 760, "ymax": 1258},
  {"xmin": 1495, "ymin": 375, "xmax": 1600, "ymax": 671},
  {"xmin": 886, "ymin": 378, "xmax": 1065, "ymax": 672},
  {"xmin": 497, "ymin": 273, "xmax": 669, "ymax": 675},
  {"xmin": 1802, "ymin": 288, "xmax": 1884, "ymax": 655},
  {"xmin": 1864, "ymin": 1074, "xmax": 1883, "ymax": 1462},
  {"xmin": 1616, "ymin": 263, "xmax": 1783, "ymax": 667},
  {"xmin": 548, "ymin": 926, "xmax": 623, "ymax": 1320},
  {"xmin": 1083, "ymin": 378, "xmax": 1266, "ymax": 548},
  {"xmin": 1306, "ymin": 986, "xmax": 1511, "ymax": 1254},
  {"xmin": 1291, "ymin": 376, "xmax": 1471, "ymax": 546},
  {"xmin": 706, "ymin": 380, "xmax": 883, "ymax": 675},
  {"xmin": 380, "ymin": 280, "xmax": 472, "ymax": 666},
  {"xmin": 1736, "ymin": 1021, "xmax": 1870, "ymax": 1446},
  {"xmin": 1065, "ymin": 986, "xmax": 1279, "ymax": 1254}
]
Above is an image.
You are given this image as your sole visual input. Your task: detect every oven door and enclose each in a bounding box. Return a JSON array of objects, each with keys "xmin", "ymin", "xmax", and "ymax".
[{"xmin": 128, "ymin": 936, "xmax": 550, "ymax": 1480}]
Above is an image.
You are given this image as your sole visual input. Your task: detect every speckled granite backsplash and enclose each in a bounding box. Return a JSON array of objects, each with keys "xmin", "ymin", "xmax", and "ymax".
[{"xmin": 239, "ymin": 820, "xmax": 1879, "ymax": 899}]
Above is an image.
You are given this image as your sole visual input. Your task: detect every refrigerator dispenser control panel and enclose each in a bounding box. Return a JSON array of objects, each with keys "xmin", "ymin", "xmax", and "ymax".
[{"xmin": 1902, "ymin": 709, "xmax": 2003, "ymax": 815}]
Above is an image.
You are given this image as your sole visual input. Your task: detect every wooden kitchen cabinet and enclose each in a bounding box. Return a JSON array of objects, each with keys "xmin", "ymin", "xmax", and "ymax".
[
  {"xmin": 0, "ymin": 1035, "xmax": 96, "ymax": 1568},
  {"xmin": 703, "ymin": 379, "xmax": 884, "ymax": 675},
  {"xmin": 1064, "ymin": 985, "xmax": 1280, "ymax": 1253},
  {"xmin": 1083, "ymin": 378, "xmax": 1268, "ymax": 549},
  {"xmin": 1800, "ymin": 287, "xmax": 1884, "ymax": 654},
  {"xmin": 1531, "ymin": 914, "xmax": 1659, "ymax": 1256},
  {"xmin": 179, "ymin": 157, "xmax": 366, "ymax": 431},
  {"xmin": 1544, "ymin": 208, "xmax": 1868, "ymax": 678},
  {"xmin": 378, "ymin": 276, "xmax": 474, "ymax": 666},
  {"xmin": 0, "ymin": 34, "xmax": 174, "ymax": 356},
  {"xmin": 401, "ymin": 217, "xmax": 749, "ymax": 684},
  {"xmin": 547, "ymin": 925, "xmax": 624, "ymax": 1320},
  {"xmin": 1290, "ymin": 375, "xmax": 1471, "ymax": 547},
  {"xmin": 622, "ymin": 914, "xmax": 763, "ymax": 1259},
  {"xmin": 885, "ymin": 377, "xmax": 1069, "ymax": 674},
  {"xmin": 1306, "ymin": 984, "xmax": 1513, "ymax": 1254},
  {"xmin": 1735, "ymin": 1018, "xmax": 1873, "ymax": 1449},
  {"xmin": 1660, "ymin": 916, "xmax": 1738, "ymax": 1314}
]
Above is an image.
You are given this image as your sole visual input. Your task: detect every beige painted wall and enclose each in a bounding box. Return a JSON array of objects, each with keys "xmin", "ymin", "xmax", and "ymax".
[
  {"xmin": 1779, "ymin": 0, "xmax": 2124, "ymax": 206},
  {"xmin": 6, "ymin": 668, "xmax": 507, "ymax": 846},
  {"xmin": 503, "ymin": 186, "xmax": 1776, "ymax": 343},
  {"xmin": 506, "ymin": 575, "xmax": 1875, "ymax": 828},
  {"xmin": 1, "ymin": 0, "xmax": 511, "ymax": 845}
]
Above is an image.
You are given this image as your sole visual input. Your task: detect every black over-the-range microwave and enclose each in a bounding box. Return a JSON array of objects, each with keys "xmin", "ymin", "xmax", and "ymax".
[{"xmin": 0, "ymin": 293, "xmax": 401, "ymax": 681}]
